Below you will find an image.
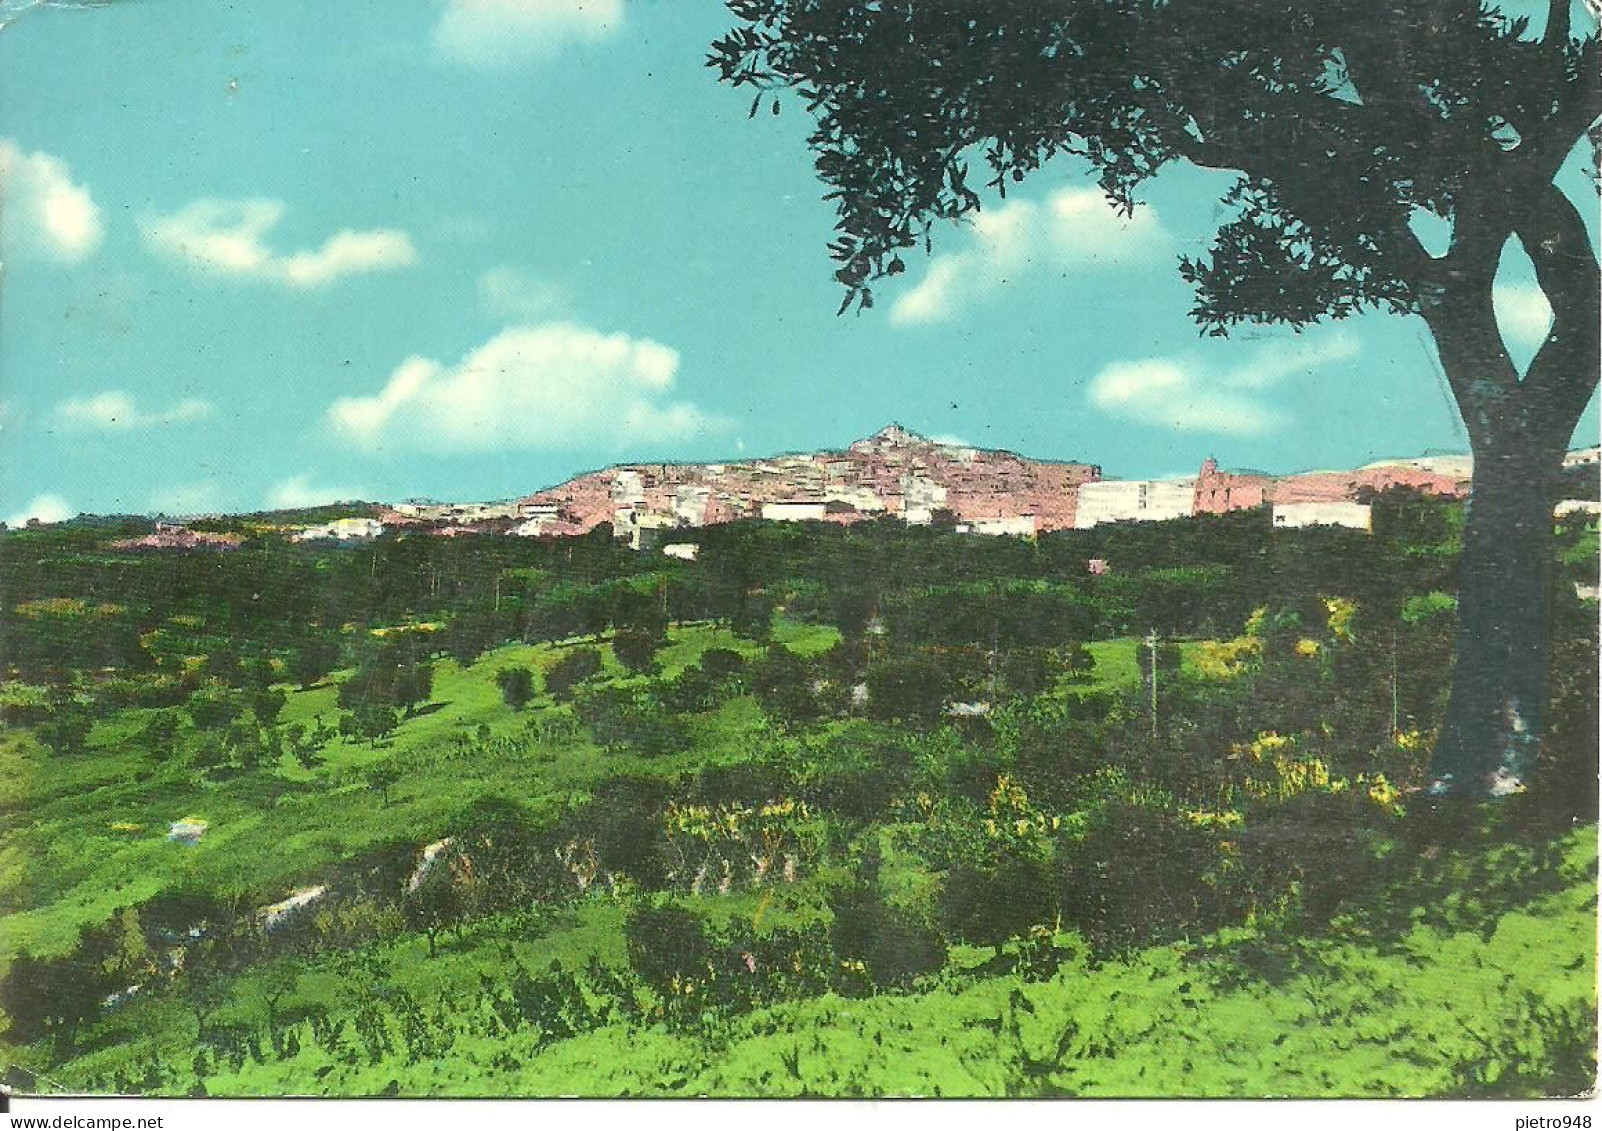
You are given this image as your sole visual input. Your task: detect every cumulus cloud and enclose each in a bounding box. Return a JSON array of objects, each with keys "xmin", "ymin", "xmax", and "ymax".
[
  {"xmin": 326, "ymin": 321, "xmax": 724, "ymax": 453},
  {"xmin": 891, "ymin": 187, "xmax": 1172, "ymax": 325},
  {"xmin": 267, "ymin": 474, "xmax": 372, "ymax": 510},
  {"xmin": 141, "ymin": 199, "xmax": 416, "ymax": 288},
  {"xmin": 1493, "ymin": 282, "xmax": 1554, "ymax": 351},
  {"xmin": 0, "ymin": 138, "xmax": 103, "ymax": 263},
  {"xmin": 5, "ymin": 494, "xmax": 74, "ymax": 528},
  {"xmin": 434, "ymin": 0, "xmax": 623, "ymax": 67},
  {"xmin": 1088, "ymin": 333, "xmax": 1360, "ymax": 437},
  {"xmin": 479, "ymin": 265, "xmax": 565, "ymax": 320},
  {"xmin": 54, "ymin": 391, "xmax": 213, "ymax": 431}
]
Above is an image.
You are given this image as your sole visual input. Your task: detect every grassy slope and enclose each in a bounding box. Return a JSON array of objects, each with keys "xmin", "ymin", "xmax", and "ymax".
[
  {"xmin": 0, "ymin": 621, "xmax": 838, "ymax": 963},
  {"xmin": 46, "ymin": 823, "xmax": 1594, "ymax": 1098},
  {"xmin": 5, "ymin": 622, "xmax": 1593, "ymax": 1097}
]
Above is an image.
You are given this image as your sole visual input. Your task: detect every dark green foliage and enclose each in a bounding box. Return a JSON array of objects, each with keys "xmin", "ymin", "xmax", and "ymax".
[
  {"xmin": 864, "ymin": 651, "xmax": 953, "ymax": 727},
  {"xmin": 573, "ymin": 685, "xmax": 689, "ymax": 758},
  {"xmin": 1055, "ymin": 794, "xmax": 1229, "ymax": 955},
  {"xmin": 35, "ymin": 698, "xmax": 94, "ymax": 756},
  {"xmin": 698, "ymin": 647, "xmax": 746, "ymax": 681},
  {"xmin": 343, "ymin": 703, "xmax": 399, "ymax": 748},
  {"xmin": 186, "ymin": 686, "xmax": 246, "ymax": 732},
  {"xmin": 403, "ymin": 849, "xmax": 469, "ymax": 958},
  {"xmin": 940, "ymin": 855, "xmax": 1057, "ymax": 954},
  {"xmin": 543, "ymin": 647, "xmax": 603, "ymax": 701},
  {"xmin": 495, "ymin": 666, "xmax": 536, "ymax": 711},
  {"xmin": 828, "ymin": 853, "xmax": 946, "ymax": 990},
  {"xmin": 625, "ymin": 901, "xmax": 715, "ymax": 995},
  {"xmin": 250, "ymin": 686, "xmax": 287, "ymax": 728},
  {"xmin": 611, "ymin": 628, "xmax": 659, "ymax": 675},
  {"xmin": 577, "ymin": 776, "xmax": 671, "ymax": 887},
  {"xmin": 749, "ymin": 645, "xmax": 824, "ymax": 727},
  {"xmin": 730, "ymin": 592, "xmax": 776, "ymax": 642},
  {"xmin": 288, "ymin": 635, "xmax": 341, "ymax": 689}
]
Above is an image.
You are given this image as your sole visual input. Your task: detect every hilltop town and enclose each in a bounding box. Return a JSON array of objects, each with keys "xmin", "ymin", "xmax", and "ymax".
[{"xmin": 365, "ymin": 424, "xmax": 1596, "ymax": 550}]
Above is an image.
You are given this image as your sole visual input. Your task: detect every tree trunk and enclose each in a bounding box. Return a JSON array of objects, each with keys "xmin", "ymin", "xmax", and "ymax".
[{"xmin": 1427, "ymin": 435, "xmax": 1565, "ymax": 797}]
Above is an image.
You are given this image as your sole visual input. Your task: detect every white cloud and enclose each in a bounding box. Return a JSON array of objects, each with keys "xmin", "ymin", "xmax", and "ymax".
[
  {"xmin": 267, "ymin": 474, "xmax": 372, "ymax": 510},
  {"xmin": 433, "ymin": 0, "xmax": 623, "ymax": 67},
  {"xmin": 479, "ymin": 265, "xmax": 565, "ymax": 320},
  {"xmin": 891, "ymin": 187, "xmax": 1171, "ymax": 325},
  {"xmin": 1088, "ymin": 333, "xmax": 1360, "ymax": 437},
  {"xmin": 0, "ymin": 138, "xmax": 103, "ymax": 263},
  {"xmin": 141, "ymin": 199, "xmax": 416, "ymax": 288},
  {"xmin": 54, "ymin": 390, "xmax": 214, "ymax": 431},
  {"xmin": 147, "ymin": 482, "xmax": 224, "ymax": 515},
  {"xmin": 326, "ymin": 321, "xmax": 724, "ymax": 453},
  {"xmin": 1494, "ymin": 282, "xmax": 1554, "ymax": 351},
  {"xmin": 5, "ymin": 494, "xmax": 74, "ymax": 528}
]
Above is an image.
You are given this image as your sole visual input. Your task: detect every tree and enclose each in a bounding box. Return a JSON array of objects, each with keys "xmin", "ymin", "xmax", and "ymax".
[
  {"xmin": 710, "ymin": 3, "xmax": 1601, "ymax": 797},
  {"xmin": 403, "ymin": 847, "xmax": 469, "ymax": 958},
  {"xmin": 288, "ymin": 635, "xmax": 341, "ymax": 690},
  {"xmin": 342, "ymin": 702, "xmax": 399, "ymax": 749},
  {"xmin": 611, "ymin": 627, "xmax": 660, "ymax": 675},
  {"xmin": 544, "ymin": 647, "xmax": 603, "ymax": 701},
  {"xmin": 496, "ymin": 666, "xmax": 536, "ymax": 710}
]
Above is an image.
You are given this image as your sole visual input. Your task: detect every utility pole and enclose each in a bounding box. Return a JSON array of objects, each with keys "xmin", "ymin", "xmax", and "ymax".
[{"xmin": 1145, "ymin": 629, "xmax": 1159, "ymax": 738}]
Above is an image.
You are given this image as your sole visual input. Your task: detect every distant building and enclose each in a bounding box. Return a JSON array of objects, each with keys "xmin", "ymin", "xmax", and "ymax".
[
  {"xmin": 761, "ymin": 501, "xmax": 828, "ymax": 523},
  {"xmin": 1193, "ymin": 458, "xmax": 1271, "ymax": 516},
  {"xmin": 662, "ymin": 543, "xmax": 700, "ymax": 561},
  {"xmin": 296, "ymin": 517, "xmax": 384, "ymax": 542},
  {"xmin": 1555, "ymin": 499, "xmax": 1602, "ymax": 518},
  {"xmin": 967, "ymin": 515, "xmax": 1037, "ymax": 537},
  {"xmin": 1074, "ymin": 479, "xmax": 1196, "ymax": 528},
  {"xmin": 1272, "ymin": 501, "xmax": 1372, "ymax": 531}
]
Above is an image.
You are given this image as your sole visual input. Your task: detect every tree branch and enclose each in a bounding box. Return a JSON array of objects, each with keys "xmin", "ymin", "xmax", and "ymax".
[
  {"xmin": 1546, "ymin": 0, "xmax": 1571, "ymax": 48},
  {"xmin": 1516, "ymin": 181, "xmax": 1602, "ymax": 435}
]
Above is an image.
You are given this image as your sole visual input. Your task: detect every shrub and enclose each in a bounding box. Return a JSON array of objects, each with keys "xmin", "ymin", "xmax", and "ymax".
[
  {"xmin": 544, "ymin": 647, "xmax": 603, "ymax": 701},
  {"xmin": 495, "ymin": 667, "xmax": 536, "ymax": 711},
  {"xmin": 611, "ymin": 628, "xmax": 659, "ymax": 675}
]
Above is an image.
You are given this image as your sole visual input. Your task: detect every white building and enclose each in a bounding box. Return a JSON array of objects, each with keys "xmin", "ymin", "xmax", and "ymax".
[
  {"xmin": 611, "ymin": 470, "xmax": 646, "ymax": 506},
  {"xmin": 1555, "ymin": 499, "xmax": 1602, "ymax": 518},
  {"xmin": 761, "ymin": 501, "xmax": 828, "ymax": 523},
  {"xmin": 901, "ymin": 475, "xmax": 949, "ymax": 525},
  {"xmin": 662, "ymin": 543, "xmax": 700, "ymax": 561},
  {"xmin": 1074, "ymin": 479, "xmax": 1195, "ymax": 528},
  {"xmin": 1272, "ymin": 501, "xmax": 1372, "ymax": 531},
  {"xmin": 673, "ymin": 485, "xmax": 712, "ymax": 527},
  {"xmin": 967, "ymin": 515, "xmax": 1038, "ymax": 537},
  {"xmin": 296, "ymin": 517, "xmax": 384, "ymax": 541}
]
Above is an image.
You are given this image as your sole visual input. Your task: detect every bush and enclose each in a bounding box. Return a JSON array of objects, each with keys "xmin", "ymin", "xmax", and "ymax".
[
  {"xmin": 544, "ymin": 648, "xmax": 603, "ymax": 701},
  {"xmin": 611, "ymin": 628, "xmax": 659, "ymax": 675},
  {"xmin": 828, "ymin": 883, "xmax": 946, "ymax": 991},
  {"xmin": 495, "ymin": 667, "xmax": 536, "ymax": 710},
  {"xmin": 625, "ymin": 900, "xmax": 715, "ymax": 994},
  {"xmin": 698, "ymin": 647, "xmax": 746, "ymax": 681},
  {"xmin": 864, "ymin": 651, "xmax": 954, "ymax": 727}
]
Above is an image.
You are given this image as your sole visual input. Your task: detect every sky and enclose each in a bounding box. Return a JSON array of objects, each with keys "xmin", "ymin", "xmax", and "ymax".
[{"xmin": 0, "ymin": 0, "xmax": 1597, "ymax": 525}]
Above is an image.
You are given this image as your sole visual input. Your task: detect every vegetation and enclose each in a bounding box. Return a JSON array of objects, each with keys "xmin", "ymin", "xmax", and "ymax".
[{"xmin": 0, "ymin": 499, "xmax": 1594, "ymax": 1096}]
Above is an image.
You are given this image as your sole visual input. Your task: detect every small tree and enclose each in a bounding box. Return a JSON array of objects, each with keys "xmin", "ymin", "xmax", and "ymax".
[
  {"xmin": 289, "ymin": 636, "xmax": 341, "ymax": 690},
  {"xmin": 544, "ymin": 647, "xmax": 603, "ymax": 701},
  {"xmin": 496, "ymin": 666, "xmax": 536, "ymax": 710},
  {"xmin": 403, "ymin": 849, "xmax": 468, "ymax": 958},
  {"xmin": 611, "ymin": 628, "xmax": 660, "ymax": 675},
  {"xmin": 343, "ymin": 702, "xmax": 399, "ymax": 748}
]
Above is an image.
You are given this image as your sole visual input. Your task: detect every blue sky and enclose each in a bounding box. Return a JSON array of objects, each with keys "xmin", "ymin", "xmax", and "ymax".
[{"xmin": 0, "ymin": 0, "xmax": 1596, "ymax": 524}]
